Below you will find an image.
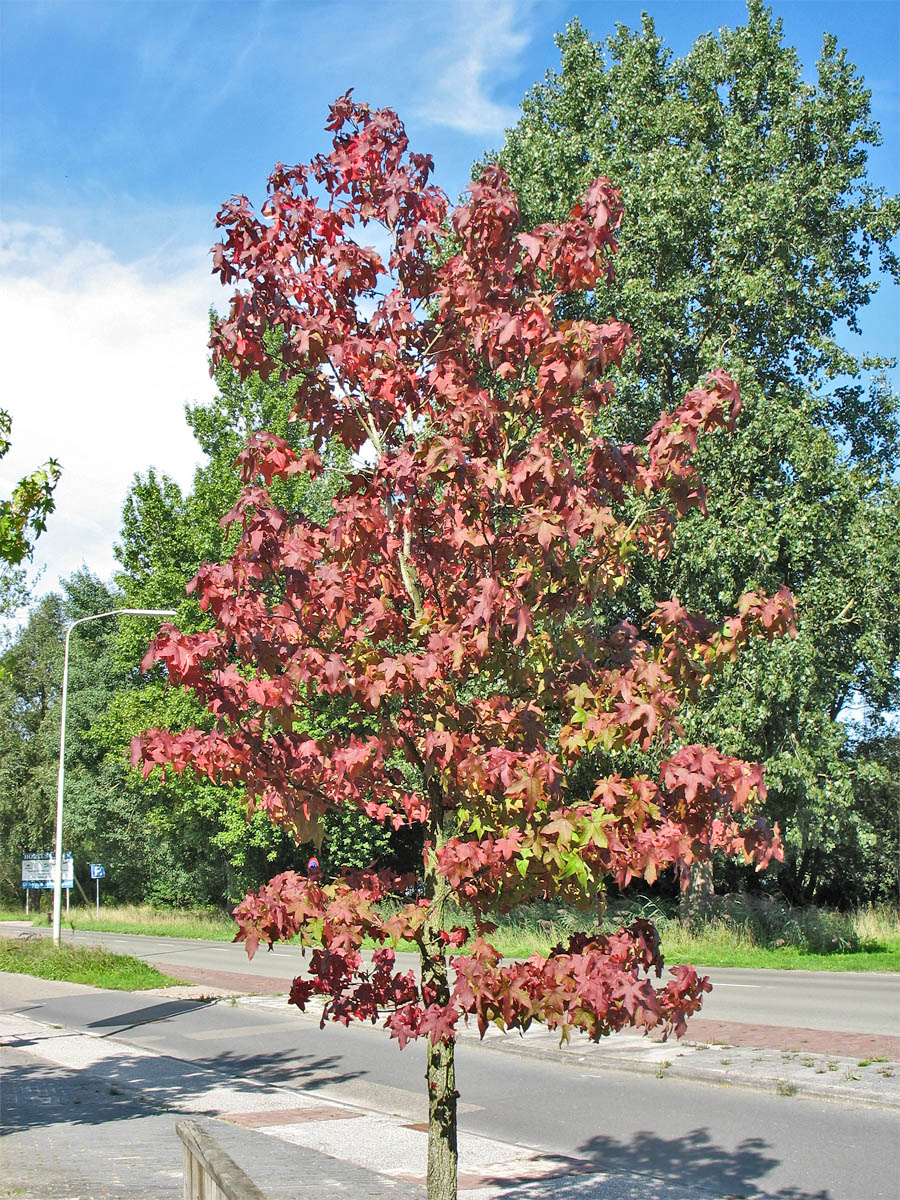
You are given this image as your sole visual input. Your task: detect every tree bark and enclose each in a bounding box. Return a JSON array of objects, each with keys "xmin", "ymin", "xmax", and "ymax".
[
  {"xmin": 425, "ymin": 1028, "xmax": 458, "ymax": 1200},
  {"xmin": 422, "ymin": 806, "xmax": 458, "ymax": 1200},
  {"xmin": 679, "ymin": 858, "xmax": 715, "ymax": 918},
  {"xmin": 421, "ymin": 924, "xmax": 458, "ymax": 1200}
]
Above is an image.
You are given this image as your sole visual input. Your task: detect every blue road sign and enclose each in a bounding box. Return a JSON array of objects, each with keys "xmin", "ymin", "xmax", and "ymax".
[{"xmin": 90, "ymin": 863, "xmax": 105, "ymax": 879}]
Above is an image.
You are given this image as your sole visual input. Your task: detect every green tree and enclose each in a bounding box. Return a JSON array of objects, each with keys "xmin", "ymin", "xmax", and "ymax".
[
  {"xmin": 0, "ymin": 409, "xmax": 60, "ymax": 570},
  {"xmin": 491, "ymin": 1, "xmax": 900, "ymax": 903},
  {"xmin": 0, "ymin": 591, "xmax": 63, "ymax": 897},
  {"xmin": 106, "ymin": 340, "xmax": 397, "ymax": 901},
  {"xmin": 0, "ymin": 410, "xmax": 60, "ymax": 659},
  {"xmin": 0, "ymin": 354, "xmax": 397, "ymax": 907},
  {"xmin": 0, "ymin": 556, "xmax": 400, "ymax": 908},
  {"xmin": 0, "ymin": 572, "xmax": 152, "ymax": 905}
]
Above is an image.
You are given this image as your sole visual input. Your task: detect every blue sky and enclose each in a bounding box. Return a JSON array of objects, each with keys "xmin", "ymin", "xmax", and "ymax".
[{"xmin": 1, "ymin": 0, "xmax": 898, "ymax": 604}]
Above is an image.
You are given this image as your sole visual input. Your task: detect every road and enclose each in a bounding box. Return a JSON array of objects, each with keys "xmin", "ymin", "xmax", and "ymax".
[
  {"xmin": 4, "ymin": 974, "xmax": 899, "ymax": 1199},
  {"xmin": 8, "ymin": 923, "xmax": 898, "ymax": 1035}
]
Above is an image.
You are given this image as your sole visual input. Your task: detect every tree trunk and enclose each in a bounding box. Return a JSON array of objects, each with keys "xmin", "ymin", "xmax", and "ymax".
[
  {"xmin": 679, "ymin": 858, "xmax": 715, "ymax": 919},
  {"xmin": 421, "ymin": 806, "xmax": 458, "ymax": 1200},
  {"xmin": 426, "ymin": 1029, "xmax": 458, "ymax": 1200}
]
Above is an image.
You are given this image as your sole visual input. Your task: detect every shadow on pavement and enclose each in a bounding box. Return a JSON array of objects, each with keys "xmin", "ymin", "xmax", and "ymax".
[
  {"xmin": 1, "ymin": 1036, "xmax": 362, "ymax": 1135},
  {"xmin": 486, "ymin": 1128, "xmax": 830, "ymax": 1200},
  {"xmin": 186, "ymin": 1044, "xmax": 364, "ymax": 1092},
  {"xmin": 0, "ymin": 1048, "xmax": 183, "ymax": 1198}
]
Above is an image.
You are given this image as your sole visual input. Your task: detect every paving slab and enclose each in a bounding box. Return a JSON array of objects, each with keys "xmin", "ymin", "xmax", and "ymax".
[
  {"xmin": 0, "ymin": 1042, "xmax": 422, "ymax": 1200},
  {"xmin": 0, "ymin": 1045, "xmax": 183, "ymax": 1199}
]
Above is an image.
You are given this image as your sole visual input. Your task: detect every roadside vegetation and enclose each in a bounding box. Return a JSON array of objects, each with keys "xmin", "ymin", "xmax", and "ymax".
[
  {"xmin": 438, "ymin": 898, "xmax": 900, "ymax": 972},
  {"xmin": 0, "ymin": 934, "xmax": 184, "ymax": 989},
  {"xmin": 0, "ymin": 903, "xmax": 234, "ymax": 940},
  {"xmin": 3, "ymin": 897, "xmax": 897, "ymax": 972}
]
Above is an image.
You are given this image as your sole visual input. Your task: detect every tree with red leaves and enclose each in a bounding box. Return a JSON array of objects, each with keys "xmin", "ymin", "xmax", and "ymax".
[{"xmin": 133, "ymin": 95, "xmax": 794, "ymax": 1200}]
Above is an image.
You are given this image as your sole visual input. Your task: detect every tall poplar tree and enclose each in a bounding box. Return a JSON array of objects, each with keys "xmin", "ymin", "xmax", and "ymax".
[{"xmin": 491, "ymin": 1, "xmax": 900, "ymax": 901}]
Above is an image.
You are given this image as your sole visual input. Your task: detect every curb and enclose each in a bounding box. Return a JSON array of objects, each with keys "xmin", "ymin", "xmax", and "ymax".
[
  {"xmin": 233, "ymin": 994, "xmax": 900, "ymax": 1111},
  {"xmin": 455, "ymin": 1029, "xmax": 900, "ymax": 1109}
]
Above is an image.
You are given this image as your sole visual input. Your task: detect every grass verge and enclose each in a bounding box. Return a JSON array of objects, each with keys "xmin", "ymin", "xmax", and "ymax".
[
  {"xmin": 465, "ymin": 899, "xmax": 899, "ymax": 971},
  {"xmin": 661, "ymin": 937, "xmax": 897, "ymax": 973},
  {"xmin": 0, "ymin": 904, "xmax": 235, "ymax": 941},
  {"xmin": 0, "ymin": 935, "xmax": 185, "ymax": 990},
  {"xmin": 476, "ymin": 925, "xmax": 899, "ymax": 971}
]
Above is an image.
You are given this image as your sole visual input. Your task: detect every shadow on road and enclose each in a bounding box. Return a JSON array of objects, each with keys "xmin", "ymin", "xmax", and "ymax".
[
  {"xmin": 485, "ymin": 1128, "xmax": 831, "ymax": 1200},
  {"xmin": 85, "ymin": 997, "xmax": 216, "ymax": 1033}
]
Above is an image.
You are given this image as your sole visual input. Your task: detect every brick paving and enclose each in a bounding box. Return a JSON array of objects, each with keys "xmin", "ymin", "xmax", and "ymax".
[
  {"xmin": 156, "ymin": 962, "xmax": 293, "ymax": 995},
  {"xmin": 224, "ymin": 1105, "xmax": 365, "ymax": 1127},
  {"xmin": 681, "ymin": 1016, "xmax": 900, "ymax": 1061}
]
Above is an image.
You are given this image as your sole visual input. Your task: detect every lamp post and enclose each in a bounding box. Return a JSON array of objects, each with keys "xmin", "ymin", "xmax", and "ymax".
[{"xmin": 52, "ymin": 608, "xmax": 177, "ymax": 946}]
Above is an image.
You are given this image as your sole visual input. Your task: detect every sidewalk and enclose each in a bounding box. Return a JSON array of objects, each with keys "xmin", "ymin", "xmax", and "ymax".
[
  {"xmin": 2, "ymin": 969, "xmax": 898, "ymax": 1200},
  {"xmin": 1, "ymin": 1003, "xmax": 421, "ymax": 1199},
  {"xmin": 1, "ymin": 984, "xmax": 712, "ymax": 1200}
]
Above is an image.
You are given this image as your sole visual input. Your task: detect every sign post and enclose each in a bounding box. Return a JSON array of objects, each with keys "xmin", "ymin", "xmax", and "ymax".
[{"xmin": 90, "ymin": 863, "xmax": 105, "ymax": 917}]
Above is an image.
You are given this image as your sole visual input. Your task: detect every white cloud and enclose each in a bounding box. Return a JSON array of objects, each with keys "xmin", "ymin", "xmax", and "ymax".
[
  {"xmin": 0, "ymin": 223, "xmax": 220, "ymax": 602},
  {"xmin": 416, "ymin": 0, "xmax": 532, "ymax": 136}
]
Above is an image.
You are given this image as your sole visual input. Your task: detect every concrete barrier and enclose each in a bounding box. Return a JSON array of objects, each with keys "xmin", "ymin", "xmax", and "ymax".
[{"xmin": 176, "ymin": 1119, "xmax": 268, "ymax": 1200}]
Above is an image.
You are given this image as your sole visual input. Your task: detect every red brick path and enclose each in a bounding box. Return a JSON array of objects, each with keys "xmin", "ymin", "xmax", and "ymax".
[
  {"xmin": 156, "ymin": 963, "xmax": 293, "ymax": 995},
  {"xmin": 682, "ymin": 1016, "xmax": 899, "ymax": 1061}
]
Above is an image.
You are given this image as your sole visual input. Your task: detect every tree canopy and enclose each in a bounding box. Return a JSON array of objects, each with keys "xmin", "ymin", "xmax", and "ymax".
[
  {"xmin": 490, "ymin": 1, "xmax": 900, "ymax": 902},
  {"xmin": 0, "ymin": 410, "xmax": 60, "ymax": 570},
  {"xmin": 134, "ymin": 95, "xmax": 794, "ymax": 1200}
]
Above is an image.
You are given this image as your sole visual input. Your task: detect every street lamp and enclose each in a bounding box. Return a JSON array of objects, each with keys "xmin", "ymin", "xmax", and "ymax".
[{"xmin": 52, "ymin": 608, "xmax": 177, "ymax": 946}]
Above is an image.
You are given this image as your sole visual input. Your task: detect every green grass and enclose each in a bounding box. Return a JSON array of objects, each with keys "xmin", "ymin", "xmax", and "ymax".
[
  {"xmin": 474, "ymin": 928, "xmax": 897, "ymax": 971},
  {"xmin": 0, "ymin": 904, "xmax": 236, "ymax": 941},
  {"xmin": 0, "ymin": 935, "xmax": 185, "ymax": 990},
  {"xmin": 474, "ymin": 898, "xmax": 899, "ymax": 971},
  {"xmin": 381, "ymin": 897, "xmax": 900, "ymax": 971},
  {"xmin": 658, "ymin": 935, "xmax": 899, "ymax": 973},
  {"xmin": 660, "ymin": 900, "xmax": 899, "ymax": 973},
  {"xmin": 2, "ymin": 898, "xmax": 897, "ymax": 972}
]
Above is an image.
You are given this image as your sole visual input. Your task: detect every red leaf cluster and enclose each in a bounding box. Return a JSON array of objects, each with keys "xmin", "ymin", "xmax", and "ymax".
[{"xmin": 233, "ymin": 869, "xmax": 708, "ymax": 1047}]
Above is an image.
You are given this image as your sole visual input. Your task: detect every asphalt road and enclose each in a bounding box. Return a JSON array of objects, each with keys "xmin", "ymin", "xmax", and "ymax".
[
  {"xmin": 8, "ymin": 923, "xmax": 899, "ymax": 1035},
  {"xmin": 6, "ymin": 980, "xmax": 899, "ymax": 1199}
]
